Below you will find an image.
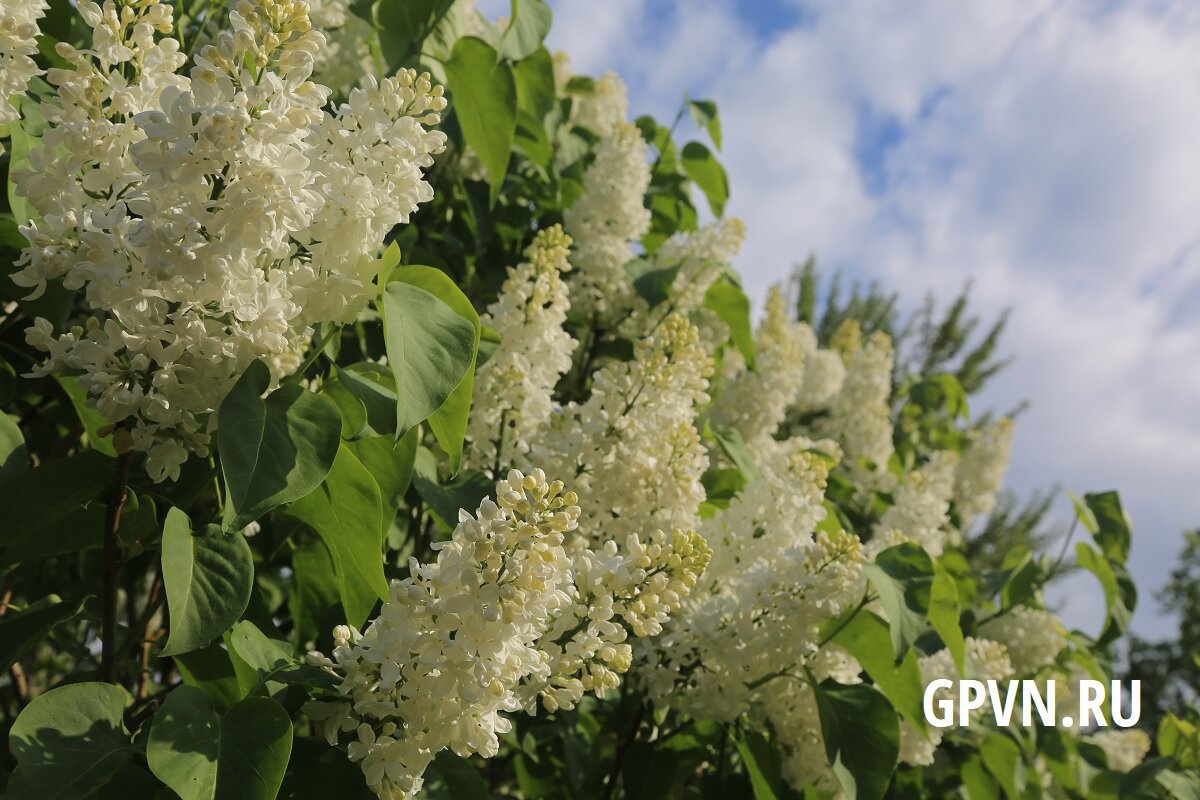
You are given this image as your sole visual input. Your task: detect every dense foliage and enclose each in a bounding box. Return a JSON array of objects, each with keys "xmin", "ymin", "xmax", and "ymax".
[{"xmin": 0, "ymin": 0, "xmax": 1196, "ymax": 798}]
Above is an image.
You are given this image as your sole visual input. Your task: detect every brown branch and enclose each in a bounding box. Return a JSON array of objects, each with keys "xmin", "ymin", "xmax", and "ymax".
[{"xmin": 101, "ymin": 449, "xmax": 134, "ymax": 684}]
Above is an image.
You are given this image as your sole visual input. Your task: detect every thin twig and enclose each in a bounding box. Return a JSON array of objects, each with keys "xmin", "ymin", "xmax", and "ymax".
[
  {"xmin": 136, "ymin": 567, "xmax": 165, "ymax": 700},
  {"xmin": 101, "ymin": 450, "xmax": 134, "ymax": 684}
]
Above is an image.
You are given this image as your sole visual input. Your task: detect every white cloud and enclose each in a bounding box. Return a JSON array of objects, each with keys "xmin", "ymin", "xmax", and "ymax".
[{"xmin": 545, "ymin": 0, "xmax": 1200, "ymax": 638}]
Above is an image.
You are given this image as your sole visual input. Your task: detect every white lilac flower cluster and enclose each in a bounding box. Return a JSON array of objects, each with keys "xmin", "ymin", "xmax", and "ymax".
[
  {"xmin": 306, "ymin": 0, "xmax": 373, "ymax": 96},
  {"xmin": 0, "ymin": 0, "xmax": 47, "ymax": 153},
  {"xmin": 305, "ymin": 468, "xmax": 709, "ymax": 800},
  {"xmin": 643, "ymin": 449, "xmax": 869, "ymax": 791},
  {"xmin": 563, "ymin": 120, "xmax": 652, "ymax": 317},
  {"xmin": 538, "ymin": 313, "xmax": 713, "ymax": 545},
  {"xmin": 899, "ymin": 637, "xmax": 1015, "ymax": 766},
  {"xmin": 872, "ymin": 450, "xmax": 959, "ymax": 557},
  {"xmin": 13, "ymin": 0, "xmax": 446, "ymax": 480},
  {"xmin": 977, "ymin": 604, "xmax": 1068, "ymax": 676},
  {"xmin": 466, "ymin": 225, "xmax": 576, "ymax": 474},
  {"xmin": 709, "ymin": 287, "xmax": 810, "ymax": 450},
  {"xmin": 953, "ymin": 417, "xmax": 1016, "ymax": 527},
  {"xmin": 1084, "ymin": 729, "xmax": 1152, "ymax": 773},
  {"xmin": 815, "ymin": 321, "xmax": 897, "ymax": 493}
]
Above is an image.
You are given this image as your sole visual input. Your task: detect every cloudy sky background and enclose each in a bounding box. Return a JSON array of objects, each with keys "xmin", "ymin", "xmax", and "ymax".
[{"xmin": 482, "ymin": 0, "xmax": 1200, "ymax": 638}]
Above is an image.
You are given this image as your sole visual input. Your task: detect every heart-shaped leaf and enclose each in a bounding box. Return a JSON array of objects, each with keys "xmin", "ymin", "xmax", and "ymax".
[
  {"xmin": 218, "ymin": 360, "xmax": 340, "ymax": 532},
  {"xmin": 161, "ymin": 507, "xmax": 254, "ymax": 657}
]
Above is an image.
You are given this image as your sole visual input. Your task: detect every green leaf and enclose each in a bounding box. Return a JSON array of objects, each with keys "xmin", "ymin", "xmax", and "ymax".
[
  {"xmin": 814, "ymin": 680, "xmax": 899, "ymax": 800},
  {"xmin": 376, "ymin": 0, "xmax": 456, "ymax": 70},
  {"xmin": 734, "ymin": 729, "xmax": 783, "ymax": 800},
  {"xmin": 1084, "ymin": 491, "xmax": 1131, "ymax": 565},
  {"xmin": 929, "ymin": 560, "xmax": 966, "ymax": 674},
  {"xmin": 7, "ymin": 110, "xmax": 35, "ymax": 225},
  {"xmin": 173, "ymin": 642, "xmax": 244, "ymax": 713},
  {"xmin": 1076, "ymin": 542, "xmax": 1136, "ymax": 647},
  {"xmin": 703, "ymin": 276, "xmax": 755, "ymax": 368},
  {"xmin": 382, "ymin": 272, "xmax": 477, "ymax": 448},
  {"xmin": 514, "ymin": 46, "xmax": 557, "ymax": 120},
  {"xmin": 980, "ymin": 733, "xmax": 1024, "ymax": 800},
  {"xmin": 147, "ymin": 686, "xmax": 293, "ymax": 800},
  {"xmin": 8, "ymin": 683, "xmax": 133, "ymax": 799},
  {"xmin": 287, "ymin": 529, "xmax": 342, "ymax": 646},
  {"xmin": 707, "ymin": 422, "xmax": 761, "ymax": 483},
  {"xmin": 218, "ymin": 360, "xmax": 341, "ymax": 532},
  {"xmin": 823, "ymin": 608, "xmax": 928, "ymax": 734},
  {"xmin": 347, "ymin": 427, "xmax": 419, "ymax": 519},
  {"xmin": 284, "ymin": 444, "xmax": 387, "ymax": 627},
  {"xmin": 160, "ymin": 508, "xmax": 254, "ymax": 657},
  {"xmin": 412, "ymin": 469, "xmax": 493, "ymax": 528},
  {"xmin": 687, "ymin": 98, "xmax": 722, "ymax": 150},
  {"xmin": 681, "ymin": 140, "xmax": 728, "ymax": 216},
  {"xmin": 0, "ymin": 411, "xmax": 27, "ymax": 484},
  {"xmin": 392, "ymin": 266, "xmax": 481, "ymax": 474},
  {"xmin": 444, "ymin": 36, "xmax": 516, "ymax": 203},
  {"xmin": 336, "ymin": 363, "xmax": 399, "ymax": 438},
  {"xmin": 625, "ymin": 257, "xmax": 681, "ymax": 308},
  {"xmin": 0, "ymin": 594, "xmax": 88, "ymax": 673},
  {"xmin": 56, "ymin": 375, "xmax": 116, "ymax": 456},
  {"xmin": 496, "ymin": 0, "xmax": 552, "ymax": 61},
  {"xmin": 0, "ymin": 449, "xmax": 111, "ymax": 567},
  {"xmin": 862, "ymin": 543, "xmax": 934, "ymax": 660},
  {"xmin": 227, "ymin": 620, "xmax": 293, "ymax": 675},
  {"xmin": 1157, "ymin": 712, "xmax": 1200, "ymax": 768}
]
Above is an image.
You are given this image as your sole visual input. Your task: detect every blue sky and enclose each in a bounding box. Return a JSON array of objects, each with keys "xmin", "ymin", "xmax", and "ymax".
[{"xmin": 479, "ymin": 0, "xmax": 1200, "ymax": 640}]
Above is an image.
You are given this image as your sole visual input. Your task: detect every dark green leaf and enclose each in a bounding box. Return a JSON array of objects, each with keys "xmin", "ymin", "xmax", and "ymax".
[
  {"xmin": 687, "ymin": 98, "xmax": 722, "ymax": 150},
  {"xmin": 376, "ymin": 0, "xmax": 456, "ymax": 69},
  {"xmin": 1076, "ymin": 542, "xmax": 1136, "ymax": 647},
  {"xmin": 412, "ymin": 469, "xmax": 493, "ymax": 528},
  {"xmin": 980, "ymin": 733, "xmax": 1024, "ymax": 800},
  {"xmin": 862, "ymin": 543, "xmax": 934, "ymax": 660},
  {"xmin": 0, "ymin": 449, "xmax": 110, "ymax": 567},
  {"xmin": 173, "ymin": 642, "xmax": 244, "ymax": 713},
  {"xmin": 0, "ymin": 411, "xmax": 27, "ymax": 484},
  {"xmin": 734, "ymin": 729, "xmax": 782, "ymax": 800},
  {"xmin": 444, "ymin": 36, "xmax": 516, "ymax": 203},
  {"xmin": 8, "ymin": 683, "xmax": 133, "ymax": 799},
  {"xmin": 681, "ymin": 140, "xmax": 728, "ymax": 216},
  {"xmin": 284, "ymin": 444, "xmax": 387, "ymax": 627},
  {"xmin": 814, "ymin": 680, "xmax": 899, "ymax": 800},
  {"xmin": 929, "ymin": 560, "xmax": 966, "ymax": 674},
  {"xmin": 625, "ymin": 257, "xmax": 681, "ymax": 308},
  {"xmin": 823, "ymin": 608, "xmax": 927, "ymax": 733},
  {"xmin": 161, "ymin": 508, "xmax": 254, "ymax": 657},
  {"xmin": 0, "ymin": 594, "xmax": 88, "ymax": 673},
  {"xmin": 218, "ymin": 360, "xmax": 341, "ymax": 532},
  {"xmin": 1084, "ymin": 491, "xmax": 1131, "ymax": 565}
]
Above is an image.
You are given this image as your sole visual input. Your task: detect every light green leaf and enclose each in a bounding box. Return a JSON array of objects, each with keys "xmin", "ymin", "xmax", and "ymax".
[
  {"xmin": 823, "ymin": 608, "xmax": 928, "ymax": 734},
  {"xmin": 284, "ymin": 444, "xmax": 387, "ymax": 627},
  {"xmin": 681, "ymin": 140, "xmax": 728, "ymax": 216},
  {"xmin": 514, "ymin": 46, "xmax": 556, "ymax": 120},
  {"xmin": 444, "ymin": 36, "xmax": 516, "ymax": 203},
  {"xmin": 930, "ymin": 560, "xmax": 966, "ymax": 674},
  {"xmin": 337, "ymin": 362, "xmax": 399, "ymax": 438},
  {"xmin": 1076, "ymin": 542, "xmax": 1136, "ymax": 647},
  {"xmin": 384, "ymin": 267, "xmax": 479, "ymax": 471},
  {"xmin": 147, "ymin": 686, "xmax": 293, "ymax": 800},
  {"xmin": 707, "ymin": 422, "xmax": 761, "ymax": 483},
  {"xmin": 8, "ymin": 683, "xmax": 133, "ymax": 799},
  {"xmin": 703, "ymin": 276, "xmax": 755, "ymax": 368},
  {"xmin": 734, "ymin": 729, "xmax": 782, "ymax": 800},
  {"xmin": 376, "ymin": 0, "xmax": 456, "ymax": 70},
  {"xmin": 980, "ymin": 733, "xmax": 1024, "ymax": 800},
  {"xmin": 687, "ymin": 98, "xmax": 722, "ymax": 150},
  {"xmin": 496, "ymin": 0, "xmax": 552, "ymax": 61},
  {"xmin": 862, "ymin": 542, "xmax": 934, "ymax": 660},
  {"xmin": 173, "ymin": 642, "xmax": 244, "ymax": 713},
  {"xmin": 0, "ymin": 411, "xmax": 27, "ymax": 484},
  {"xmin": 218, "ymin": 360, "xmax": 341, "ymax": 532},
  {"xmin": 55, "ymin": 375, "xmax": 116, "ymax": 456},
  {"xmin": 814, "ymin": 680, "xmax": 899, "ymax": 800},
  {"xmin": 161, "ymin": 508, "xmax": 254, "ymax": 657},
  {"xmin": 0, "ymin": 593, "xmax": 88, "ymax": 673}
]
